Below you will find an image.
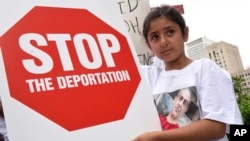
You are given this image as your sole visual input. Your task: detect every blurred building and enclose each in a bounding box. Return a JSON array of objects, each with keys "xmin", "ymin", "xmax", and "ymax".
[
  {"xmin": 206, "ymin": 41, "xmax": 244, "ymax": 74},
  {"xmin": 186, "ymin": 37, "xmax": 244, "ymax": 74},
  {"xmin": 186, "ymin": 37, "xmax": 250, "ymax": 92},
  {"xmin": 232, "ymin": 67, "xmax": 250, "ymax": 94},
  {"xmin": 186, "ymin": 37, "xmax": 215, "ymax": 60}
]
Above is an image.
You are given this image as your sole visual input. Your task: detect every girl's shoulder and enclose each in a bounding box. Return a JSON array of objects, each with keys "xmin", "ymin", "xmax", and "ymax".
[
  {"xmin": 193, "ymin": 58, "xmax": 218, "ymax": 68},
  {"xmin": 193, "ymin": 58, "xmax": 231, "ymax": 79},
  {"xmin": 141, "ymin": 65, "xmax": 163, "ymax": 76},
  {"xmin": 192, "ymin": 58, "xmax": 224, "ymax": 72}
]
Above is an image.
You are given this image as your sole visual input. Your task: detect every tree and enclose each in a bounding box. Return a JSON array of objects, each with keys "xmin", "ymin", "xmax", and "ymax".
[
  {"xmin": 232, "ymin": 76, "xmax": 244, "ymax": 102},
  {"xmin": 232, "ymin": 76, "xmax": 250, "ymax": 124},
  {"xmin": 238, "ymin": 94, "xmax": 250, "ymax": 124}
]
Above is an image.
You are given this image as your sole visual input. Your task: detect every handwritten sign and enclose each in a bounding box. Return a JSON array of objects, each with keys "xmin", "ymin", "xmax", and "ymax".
[{"xmin": 117, "ymin": 0, "xmax": 154, "ymax": 65}]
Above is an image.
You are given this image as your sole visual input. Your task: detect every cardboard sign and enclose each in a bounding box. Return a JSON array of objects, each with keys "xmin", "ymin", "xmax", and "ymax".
[
  {"xmin": 0, "ymin": 0, "xmax": 160, "ymax": 141},
  {"xmin": 117, "ymin": 0, "xmax": 154, "ymax": 65}
]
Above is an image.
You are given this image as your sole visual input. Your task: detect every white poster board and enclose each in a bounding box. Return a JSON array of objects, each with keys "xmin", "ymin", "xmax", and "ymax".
[
  {"xmin": 0, "ymin": 0, "xmax": 161, "ymax": 141},
  {"xmin": 117, "ymin": 0, "xmax": 154, "ymax": 65}
]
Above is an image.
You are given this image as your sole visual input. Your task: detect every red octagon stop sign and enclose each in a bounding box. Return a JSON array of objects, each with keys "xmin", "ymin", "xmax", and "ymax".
[{"xmin": 0, "ymin": 6, "xmax": 141, "ymax": 131}]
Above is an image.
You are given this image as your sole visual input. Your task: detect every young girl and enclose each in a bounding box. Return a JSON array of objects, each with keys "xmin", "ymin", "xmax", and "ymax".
[{"xmin": 132, "ymin": 5, "xmax": 243, "ymax": 141}]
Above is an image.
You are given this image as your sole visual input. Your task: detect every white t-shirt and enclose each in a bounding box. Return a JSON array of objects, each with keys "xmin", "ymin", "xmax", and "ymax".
[{"xmin": 142, "ymin": 58, "xmax": 243, "ymax": 141}]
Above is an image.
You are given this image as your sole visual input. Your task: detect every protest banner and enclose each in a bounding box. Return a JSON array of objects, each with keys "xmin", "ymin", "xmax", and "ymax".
[
  {"xmin": 117, "ymin": 0, "xmax": 154, "ymax": 65},
  {"xmin": 0, "ymin": 0, "xmax": 160, "ymax": 140}
]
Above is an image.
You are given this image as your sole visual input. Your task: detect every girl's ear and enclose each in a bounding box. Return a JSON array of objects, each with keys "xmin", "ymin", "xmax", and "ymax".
[{"xmin": 184, "ymin": 26, "xmax": 189, "ymax": 42}]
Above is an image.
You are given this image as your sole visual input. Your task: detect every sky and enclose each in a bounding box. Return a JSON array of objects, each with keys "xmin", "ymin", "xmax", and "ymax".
[{"xmin": 149, "ymin": 0, "xmax": 250, "ymax": 69}]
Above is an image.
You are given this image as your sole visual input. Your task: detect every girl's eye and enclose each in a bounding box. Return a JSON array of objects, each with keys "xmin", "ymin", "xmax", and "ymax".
[
  {"xmin": 150, "ymin": 34, "xmax": 159, "ymax": 41},
  {"xmin": 166, "ymin": 29, "xmax": 175, "ymax": 36}
]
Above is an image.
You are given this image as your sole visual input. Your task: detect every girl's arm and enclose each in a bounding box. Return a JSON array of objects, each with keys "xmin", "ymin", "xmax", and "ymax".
[{"xmin": 132, "ymin": 119, "xmax": 226, "ymax": 141}]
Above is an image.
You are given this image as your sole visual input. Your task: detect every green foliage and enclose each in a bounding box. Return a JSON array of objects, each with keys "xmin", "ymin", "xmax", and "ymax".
[
  {"xmin": 238, "ymin": 94, "xmax": 250, "ymax": 124},
  {"xmin": 232, "ymin": 76, "xmax": 244, "ymax": 96},
  {"xmin": 232, "ymin": 76, "xmax": 250, "ymax": 124}
]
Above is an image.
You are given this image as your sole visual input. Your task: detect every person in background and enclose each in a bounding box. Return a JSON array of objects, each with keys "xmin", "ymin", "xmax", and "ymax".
[
  {"xmin": 0, "ymin": 97, "xmax": 8, "ymax": 141},
  {"xmin": 132, "ymin": 5, "xmax": 242, "ymax": 141}
]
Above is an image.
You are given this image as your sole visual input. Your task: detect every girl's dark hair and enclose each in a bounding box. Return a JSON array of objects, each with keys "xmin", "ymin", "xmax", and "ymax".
[{"xmin": 143, "ymin": 5, "xmax": 186, "ymax": 42}]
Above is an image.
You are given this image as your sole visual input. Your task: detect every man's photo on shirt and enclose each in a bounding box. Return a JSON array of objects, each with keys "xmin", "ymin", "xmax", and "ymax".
[{"xmin": 154, "ymin": 86, "xmax": 199, "ymax": 130}]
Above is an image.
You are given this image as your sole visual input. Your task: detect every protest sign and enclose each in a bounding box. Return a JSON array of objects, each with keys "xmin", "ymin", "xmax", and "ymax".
[
  {"xmin": 117, "ymin": 0, "xmax": 154, "ymax": 65},
  {"xmin": 0, "ymin": 0, "xmax": 160, "ymax": 140}
]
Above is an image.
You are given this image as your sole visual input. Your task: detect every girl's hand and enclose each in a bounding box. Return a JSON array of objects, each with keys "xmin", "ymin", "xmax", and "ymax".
[{"xmin": 131, "ymin": 131, "xmax": 161, "ymax": 141}]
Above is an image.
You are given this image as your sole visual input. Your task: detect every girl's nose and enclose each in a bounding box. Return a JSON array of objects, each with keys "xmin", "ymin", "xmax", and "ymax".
[{"xmin": 160, "ymin": 36, "xmax": 168, "ymax": 47}]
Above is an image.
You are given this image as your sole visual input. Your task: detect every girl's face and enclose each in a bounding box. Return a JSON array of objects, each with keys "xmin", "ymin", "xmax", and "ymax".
[{"xmin": 146, "ymin": 16, "xmax": 188, "ymax": 64}]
